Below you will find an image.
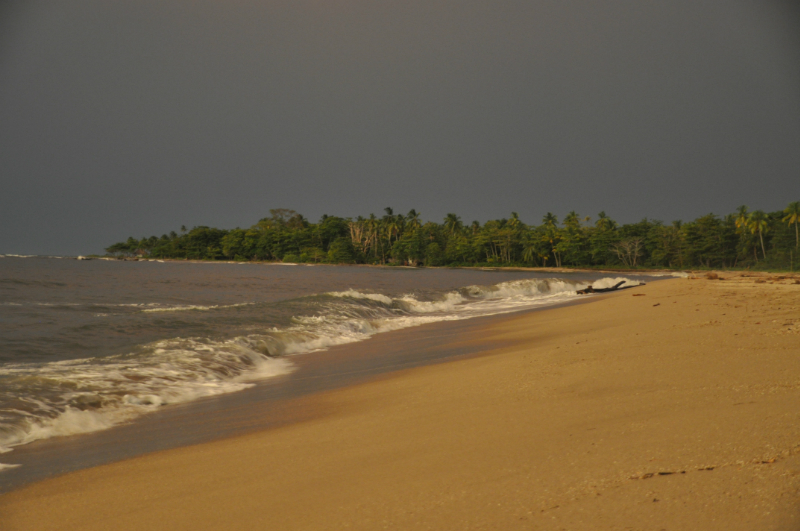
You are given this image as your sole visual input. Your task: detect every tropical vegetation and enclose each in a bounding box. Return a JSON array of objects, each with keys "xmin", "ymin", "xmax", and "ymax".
[{"xmin": 105, "ymin": 203, "xmax": 800, "ymax": 270}]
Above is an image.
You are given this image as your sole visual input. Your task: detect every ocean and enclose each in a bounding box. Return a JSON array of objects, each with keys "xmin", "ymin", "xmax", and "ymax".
[{"xmin": 0, "ymin": 255, "xmax": 662, "ymax": 486}]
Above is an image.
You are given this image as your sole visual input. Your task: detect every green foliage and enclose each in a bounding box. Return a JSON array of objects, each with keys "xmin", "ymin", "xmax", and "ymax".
[
  {"xmin": 425, "ymin": 242, "xmax": 445, "ymax": 266},
  {"xmin": 327, "ymin": 237, "xmax": 355, "ymax": 264},
  {"xmin": 104, "ymin": 202, "xmax": 800, "ymax": 270}
]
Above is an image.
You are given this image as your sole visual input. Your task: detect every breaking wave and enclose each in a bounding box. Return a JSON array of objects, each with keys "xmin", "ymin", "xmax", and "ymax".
[
  {"xmin": 141, "ymin": 302, "xmax": 256, "ymax": 313},
  {"xmin": 0, "ymin": 276, "xmax": 640, "ymax": 466}
]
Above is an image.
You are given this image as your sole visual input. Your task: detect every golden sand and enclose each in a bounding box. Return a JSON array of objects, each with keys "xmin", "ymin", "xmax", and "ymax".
[{"xmin": 2, "ymin": 275, "xmax": 799, "ymax": 530}]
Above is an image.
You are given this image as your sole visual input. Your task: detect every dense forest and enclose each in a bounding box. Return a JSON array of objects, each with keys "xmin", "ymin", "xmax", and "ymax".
[{"xmin": 106, "ymin": 203, "xmax": 800, "ymax": 270}]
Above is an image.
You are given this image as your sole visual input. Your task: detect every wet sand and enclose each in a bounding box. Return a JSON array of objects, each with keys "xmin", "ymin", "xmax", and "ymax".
[
  {"xmin": 2, "ymin": 275, "xmax": 800, "ymax": 530},
  {"xmin": 0, "ymin": 308, "xmax": 529, "ymax": 493}
]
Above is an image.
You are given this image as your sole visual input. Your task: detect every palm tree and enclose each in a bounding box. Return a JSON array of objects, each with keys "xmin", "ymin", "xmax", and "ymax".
[
  {"xmin": 734, "ymin": 205, "xmax": 749, "ymax": 233},
  {"xmin": 542, "ymin": 212, "xmax": 558, "ymax": 227},
  {"xmin": 507, "ymin": 212, "xmax": 524, "ymax": 231},
  {"xmin": 406, "ymin": 209, "xmax": 421, "ymax": 230},
  {"xmin": 470, "ymin": 220, "xmax": 480, "ymax": 235},
  {"xmin": 595, "ymin": 211, "xmax": 614, "ymax": 231},
  {"xmin": 564, "ymin": 211, "xmax": 580, "ymax": 229},
  {"xmin": 783, "ymin": 201, "xmax": 800, "ymax": 249},
  {"xmin": 733, "ymin": 205, "xmax": 750, "ymax": 260},
  {"xmin": 367, "ymin": 213, "xmax": 378, "ymax": 237},
  {"xmin": 385, "ymin": 216, "xmax": 400, "ymax": 245},
  {"xmin": 541, "ymin": 213, "xmax": 561, "ymax": 266},
  {"xmin": 748, "ymin": 210, "xmax": 769, "ymax": 260},
  {"xmin": 444, "ymin": 213, "xmax": 463, "ymax": 236},
  {"xmin": 521, "ymin": 231, "xmax": 538, "ymax": 264}
]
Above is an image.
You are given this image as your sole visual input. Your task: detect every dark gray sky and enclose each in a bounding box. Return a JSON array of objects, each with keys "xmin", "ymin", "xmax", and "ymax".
[{"xmin": 1, "ymin": 1, "xmax": 799, "ymax": 255}]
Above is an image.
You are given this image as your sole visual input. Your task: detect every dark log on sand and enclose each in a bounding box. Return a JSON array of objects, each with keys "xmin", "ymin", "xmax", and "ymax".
[{"xmin": 577, "ymin": 280, "xmax": 644, "ymax": 295}]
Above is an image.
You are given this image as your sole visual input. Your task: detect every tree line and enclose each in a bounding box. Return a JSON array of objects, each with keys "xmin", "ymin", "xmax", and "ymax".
[{"xmin": 106, "ymin": 203, "xmax": 800, "ymax": 270}]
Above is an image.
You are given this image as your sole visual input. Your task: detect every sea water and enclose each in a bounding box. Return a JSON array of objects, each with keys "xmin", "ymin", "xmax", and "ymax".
[{"xmin": 0, "ymin": 255, "xmax": 661, "ymax": 471}]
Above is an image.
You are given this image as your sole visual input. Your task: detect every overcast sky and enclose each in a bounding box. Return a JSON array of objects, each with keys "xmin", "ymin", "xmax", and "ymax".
[{"xmin": 1, "ymin": 1, "xmax": 799, "ymax": 255}]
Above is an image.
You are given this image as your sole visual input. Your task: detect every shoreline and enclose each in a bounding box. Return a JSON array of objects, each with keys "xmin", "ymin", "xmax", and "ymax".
[
  {"xmin": 12, "ymin": 252, "xmax": 681, "ymax": 274},
  {"xmin": 77, "ymin": 255, "xmax": 693, "ymax": 276},
  {"xmin": 1, "ymin": 261, "xmax": 643, "ymax": 483},
  {"xmin": 57, "ymin": 254, "xmax": 800, "ymax": 275},
  {"xmin": 0, "ymin": 292, "xmax": 607, "ymax": 494},
  {"xmin": 13, "ymin": 252, "xmax": 795, "ymax": 275},
  {"xmin": 3, "ymin": 275, "xmax": 799, "ymax": 529}
]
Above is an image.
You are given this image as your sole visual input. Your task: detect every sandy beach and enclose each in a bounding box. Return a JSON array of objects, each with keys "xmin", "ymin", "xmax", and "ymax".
[{"xmin": 2, "ymin": 274, "xmax": 799, "ymax": 530}]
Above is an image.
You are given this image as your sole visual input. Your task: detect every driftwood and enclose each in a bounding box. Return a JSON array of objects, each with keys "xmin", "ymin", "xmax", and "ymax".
[{"xmin": 577, "ymin": 280, "xmax": 644, "ymax": 295}]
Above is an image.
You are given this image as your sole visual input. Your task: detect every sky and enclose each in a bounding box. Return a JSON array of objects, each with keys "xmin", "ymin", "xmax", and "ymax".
[{"xmin": 1, "ymin": 0, "xmax": 799, "ymax": 255}]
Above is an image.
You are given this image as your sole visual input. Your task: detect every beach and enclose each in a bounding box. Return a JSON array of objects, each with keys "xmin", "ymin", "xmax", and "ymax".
[{"xmin": 2, "ymin": 274, "xmax": 799, "ymax": 529}]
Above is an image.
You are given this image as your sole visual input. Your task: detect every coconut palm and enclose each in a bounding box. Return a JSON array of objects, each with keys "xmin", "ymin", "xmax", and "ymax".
[
  {"xmin": 406, "ymin": 209, "xmax": 422, "ymax": 230},
  {"xmin": 542, "ymin": 212, "xmax": 558, "ymax": 227},
  {"xmin": 734, "ymin": 205, "xmax": 749, "ymax": 233},
  {"xmin": 540, "ymin": 213, "xmax": 562, "ymax": 266},
  {"xmin": 733, "ymin": 205, "xmax": 751, "ymax": 259},
  {"xmin": 507, "ymin": 212, "xmax": 523, "ymax": 232},
  {"xmin": 747, "ymin": 210, "xmax": 769, "ymax": 260},
  {"xmin": 782, "ymin": 201, "xmax": 800, "ymax": 249},
  {"xmin": 384, "ymin": 215, "xmax": 400, "ymax": 245},
  {"xmin": 444, "ymin": 213, "xmax": 463, "ymax": 236},
  {"xmin": 367, "ymin": 213, "xmax": 379, "ymax": 237},
  {"xmin": 595, "ymin": 211, "xmax": 616, "ymax": 231},
  {"xmin": 521, "ymin": 236, "xmax": 537, "ymax": 264},
  {"xmin": 563, "ymin": 211, "xmax": 580, "ymax": 229}
]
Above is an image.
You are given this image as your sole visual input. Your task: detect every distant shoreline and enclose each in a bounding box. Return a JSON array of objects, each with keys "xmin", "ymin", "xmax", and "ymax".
[
  {"xmin": 77, "ymin": 255, "xmax": 689, "ymax": 275},
  {"xmin": 6, "ymin": 252, "xmax": 795, "ymax": 275},
  {"xmin": 74, "ymin": 255, "xmax": 800, "ymax": 276}
]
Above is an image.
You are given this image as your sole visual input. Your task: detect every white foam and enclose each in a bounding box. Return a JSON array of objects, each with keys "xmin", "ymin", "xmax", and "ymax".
[
  {"xmin": 589, "ymin": 277, "xmax": 642, "ymax": 290},
  {"xmin": 0, "ymin": 275, "xmax": 643, "ymax": 462},
  {"xmin": 466, "ymin": 278, "xmax": 576, "ymax": 300},
  {"xmin": 0, "ymin": 341, "xmax": 294, "ymax": 454},
  {"xmin": 20, "ymin": 408, "xmax": 120, "ymax": 445},
  {"xmin": 328, "ymin": 290, "xmax": 393, "ymax": 305},
  {"xmin": 142, "ymin": 302, "xmax": 254, "ymax": 313},
  {"xmin": 275, "ymin": 277, "xmax": 620, "ymax": 356},
  {"xmin": 400, "ymin": 291, "xmax": 465, "ymax": 313}
]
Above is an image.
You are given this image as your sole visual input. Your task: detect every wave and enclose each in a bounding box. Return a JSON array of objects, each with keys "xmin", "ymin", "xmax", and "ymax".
[
  {"xmin": 0, "ymin": 301, "xmax": 256, "ymax": 313},
  {"xmin": 0, "ymin": 279, "xmax": 67, "ymax": 288},
  {"xmin": 1, "ymin": 255, "xmax": 72, "ymax": 259},
  {"xmin": 329, "ymin": 290, "xmax": 394, "ymax": 305},
  {"xmin": 0, "ymin": 340, "xmax": 293, "ymax": 454},
  {"xmin": 0, "ymin": 276, "xmax": 640, "ymax": 466},
  {"xmin": 141, "ymin": 302, "xmax": 256, "ymax": 313}
]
